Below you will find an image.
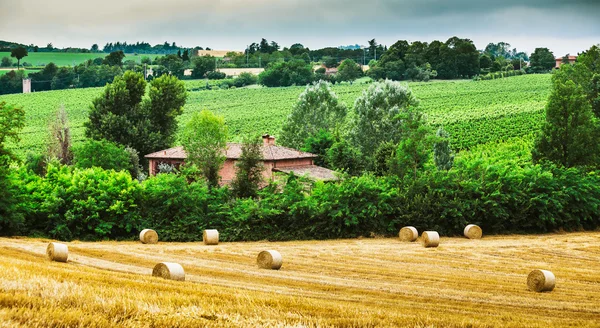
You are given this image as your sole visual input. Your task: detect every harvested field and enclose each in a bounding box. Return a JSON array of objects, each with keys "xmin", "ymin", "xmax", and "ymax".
[{"xmin": 1, "ymin": 233, "xmax": 599, "ymax": 327}]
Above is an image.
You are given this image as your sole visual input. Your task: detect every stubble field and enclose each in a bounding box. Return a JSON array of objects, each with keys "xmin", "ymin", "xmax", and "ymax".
[{"xmin": 1, "ymin": 232, "xmax": 599, "ymax": 327}]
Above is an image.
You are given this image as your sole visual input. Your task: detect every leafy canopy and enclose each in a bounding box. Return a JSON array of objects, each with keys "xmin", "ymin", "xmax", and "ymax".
[{"xmin": 279, "ymin": 80, "xmax": 347, "ymax": 149}]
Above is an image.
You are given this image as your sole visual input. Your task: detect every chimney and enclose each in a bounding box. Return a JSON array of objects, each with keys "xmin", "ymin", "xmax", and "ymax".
[{"xmin": 262, "ymin": 134, "xmax": 275, "ymax": 146}]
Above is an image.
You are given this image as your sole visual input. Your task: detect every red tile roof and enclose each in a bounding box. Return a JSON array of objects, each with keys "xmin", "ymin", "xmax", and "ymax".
[{"xmin": 145, "ymin": 144, "xmax": 318, "ymax": 161}]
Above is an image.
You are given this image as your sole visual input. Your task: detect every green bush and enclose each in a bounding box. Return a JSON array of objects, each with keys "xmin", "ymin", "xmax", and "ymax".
[{"xmin": 22, "ymin": 165, "xmax": 141, "ymax": 241}]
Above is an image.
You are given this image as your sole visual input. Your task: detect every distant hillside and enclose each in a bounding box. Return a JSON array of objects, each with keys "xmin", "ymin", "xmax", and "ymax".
[{"xmin": 0, "ymin": 40, "xmax": 27, "ymax": 51}]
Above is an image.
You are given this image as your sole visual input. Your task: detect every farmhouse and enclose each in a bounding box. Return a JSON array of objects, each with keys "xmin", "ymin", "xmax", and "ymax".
[
  {"xmin": 145, "ymin": 135, "xmax": 338, "ymax": 183},
  {"xmin": 555, "ymin": 55, "xmax": 577, "ymax": 68}
]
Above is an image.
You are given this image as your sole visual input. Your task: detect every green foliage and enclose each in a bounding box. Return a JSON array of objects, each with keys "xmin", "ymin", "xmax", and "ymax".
[
  {"xmin": 155, "ymin": 54, "xmax": 185, "ymax": 78},
  {"xmin": 327, "ymin": 137, "xmax": 363, "ymax": 176},
  {"xmin": 1, "ymin": 56, "xmax": 12, "ymax": 67},
  {"xmin": 231, "ymin": 136, "xmax": 264, "ymax": 198},
  {"xmin": 280, "ymin": 80, "xmax": 347, "ymax": 149},
  {"xmin": 258, "ymin": 60, "xmax": 314, "ymax": 87},
  {"xmin": 72, "ymin": 139, "xmax": 134, "ymax": 173},
  {"xmin": 0, "ymin": 102, "xmax": 26, "ymax": 234},
  {"xmin": 302, "ymin": 130, "xmax": 334, "ymax": 167},
  {"xmin": 143, "ymin": 74, "xmax": 188, "ymax": 151},
  {"xmin": 103, "ymin": 51, "xmax": 125, "ymax": 67},
  {"xmin": 38, "ymin": 165, "xmax": 141, "ymax": 241},
  {"xmin": 233, "ymin": 72, "xmax": 258, "ymax": 87},
  {"xmin": 392, "ymin": 125, "xmax": 432, "ymax": 179},
  {"xmin": 192, "ymin": 55, "xmax": 216, "ymax": 78},
  {"xmin": 206, "ymin": 71, "xmax": 226, "ymax": 80},
  {"xmin": 529, "ymin": 48, "xmax": 555, "ymax": 73},
  {"xmin": 433, "ymin": 127, "xmax": 454, "ymax": 171},
  {"xmin": 349, "ymin": 80, "xmax": 420, "ymax": 167},
  {"xmin": 532, "ymin": 72, "xmax": 599, "ymax": 168},
  {"xmin": 181, "ymin": 110, "xmax": 228, "ymax": 188},
  {"xmin": 139, "ymin": 173, "xmax": 227, "ymax": 241},
  {"xmin": 373, "ymin": 141, "xmax": 396, "ymax": 176},
  {"xmin": 336, "ymin": 59, "xmax": 363, "ymax": 83},
  {"xmin": 0, "ymin": 70, "xmax": 25, "ymax": 95}
]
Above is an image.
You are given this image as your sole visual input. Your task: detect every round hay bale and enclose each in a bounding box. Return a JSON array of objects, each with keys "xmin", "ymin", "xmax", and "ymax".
[
  {"xmin": 46, "ymin": 242, "xmax": 68, "ymax": 262},
  {"xmin": 203, "ymin": 229, "xmax": 219, "ymax": 245},
  {"xmin": 527, "ymin": 269, "xmax": 555, "ymax": 292},
  {"xmin": 257, "ymin": 250, "xmax": 282, "ymax": 270},
  {"xmin": 139, "ymin": 229, "xmax": 158, "ymax": 244},
  {"xmin": 421, "ymin": 231, "xmax": 440, "ymax": 248},
  {"xmin": 464, "ymin": 224, "xmax": 482, "ymax": 239},
  {"xmin": 399, "ymin": 226, "xmax": 418, "ymax": 242},
  {"xmin": 152, "ymin": 262, "xmax": 185, "ymax": 281}
]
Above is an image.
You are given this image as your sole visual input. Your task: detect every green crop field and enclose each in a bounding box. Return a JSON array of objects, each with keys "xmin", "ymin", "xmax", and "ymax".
[
  {"xmin": 0, "ymin": 52, "xmax": 156, "ymax": 67},
  {"xmin": 0, "ymin": 74, "xmax": 551, "ymax": 158}
]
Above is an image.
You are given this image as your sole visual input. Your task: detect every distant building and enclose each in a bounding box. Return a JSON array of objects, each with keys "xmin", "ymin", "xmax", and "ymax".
[
  {"xmin": 145, "ymin": 134, "xmax": 338, "ymax": 183},
  {"xmin": 22, "ymin": 78, "xmax": 31, "ymax": 93},
  {"xmin": 555, "ymin": 56, "xmax": 577, "ymax": 68}
]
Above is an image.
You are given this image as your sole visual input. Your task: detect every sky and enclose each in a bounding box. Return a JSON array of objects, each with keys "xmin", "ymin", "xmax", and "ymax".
[{"xmin": 1, "ymin": 0, "xmax": 599, "ymax": 56}]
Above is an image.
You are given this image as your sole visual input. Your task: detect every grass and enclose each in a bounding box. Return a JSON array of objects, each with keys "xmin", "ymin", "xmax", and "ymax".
[
  {"xmin": 0, "ymin": 52, "xmax": 157, "ymax": 67},
  {"xmin": 1, "ymin": 74, "xmax": 552, "ymax": 158},
  {"xmin": 1, "ymin": 233, "xmax": 599, "ymax": 327}
]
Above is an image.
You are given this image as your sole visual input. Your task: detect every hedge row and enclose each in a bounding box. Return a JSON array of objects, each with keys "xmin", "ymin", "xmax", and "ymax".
[{"xmin": 2, "ymin": 159, "xmax": 599, "ymax": 242}]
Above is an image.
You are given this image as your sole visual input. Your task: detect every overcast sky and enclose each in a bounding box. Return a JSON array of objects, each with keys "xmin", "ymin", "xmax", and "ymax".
[{"xmin": 1, "ymin": 0, "xmax": 598, "ymax": 56}]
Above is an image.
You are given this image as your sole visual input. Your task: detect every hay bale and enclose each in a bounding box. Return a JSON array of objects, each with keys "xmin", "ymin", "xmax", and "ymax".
[
  {"xmin": 139, "ymin": 229, "xmax": 158, "ymax": 244},
  {"xmin": 421, "ymin": 231, "xmax": 440, "ymax": 248},
  {"xmin": 46, "ymin": 242, "xmax": 68, "ymax": 262},
  {"xmin": 527, "ymin": 269, "xmax": 555, "ymax": 292},
  {"xmin": 203, "ymin": 229, "xmax": 219, "ymax": 245},
  {"xmin": 464, "ymin": 224, "xmax": 482, "ymax": 239},
  {"xmin": 257, "ymin": 250, "xmax": 282, "ymax": 270},
  {"xmin": 399, "ymin": 226, "xmax": 418, "ymax": 242},
  {"xmin": 152, "ymin": 262, "xmax": 185, "ymax": 281}
]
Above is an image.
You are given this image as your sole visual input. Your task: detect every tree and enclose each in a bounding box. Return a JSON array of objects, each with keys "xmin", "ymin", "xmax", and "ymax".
[
  {"xmin": 279, "ymin": 81, "xmax": 347, "ymax": 149},
  {"xmin": 348, "ymin": 80, "xmax": 420, "ymax": 167},
  {"xmin": 231, "ymin": 136, "xmax": 264, "ymax": 198},
  {"xmin": 561, "ymin": 54, "xmax": 571, "ymax": 65},
  {"xmin": 156, "ymin": 54, "xmax": 185, "ymax": 78},
  {"xmin": 258, "ymin": 60, "xmax": 314, "ymax": 87},
  {"xmin": 433, "ymin": 127, "xmax": 454, "ymax": 171},
  {"xmin": 85, "ymin": 71, "xmax": 187, "ymax": 162},
  {"xmin": 532, "ymin": 71, "xmax": 599, "ymax": 168},
  {"xmin": 479, "ymin": 54, "xmax": 492, "ymax": 71},
  {"xmin": 0, "ymin": 57, "xmax": 11, "ymax": 67},
  {"xmin": 181, "ymin": 110, "xmax": 228, "ymax": 188},
  {"xmin": 103, "ymin": 51, "xmax": 125, "ymax": 67},
  {"xmin": 182, "ymin": 49, "xmax": 190, "ymax": 62},
  {"xmin": 143, "ymin": 74, "xmax": 187, "ymax": 151},
  {"xmin": 529, "ymin": 48, "xmax": 555, "ymax": 72},
  {"xmin": 0, "ymin": 102, "xmax": 25, "ymax": 232},
  {"xmin": 191, "ymin": 55, "xmax": 216, "ymax": 78},
  {"xmin": 10, "ymin": 46, "xmax": 28, "ymax": 69},
  {"xmin": 336, "ymin": 59, "xmax": 363, "ymax": 84},
  {"xmin": 91, "ymin": 44, "xmax": 99, "ymax": 52},
  {"xmin": 47, "ymin": 106, "xmax": 72, "ymax": 165}
]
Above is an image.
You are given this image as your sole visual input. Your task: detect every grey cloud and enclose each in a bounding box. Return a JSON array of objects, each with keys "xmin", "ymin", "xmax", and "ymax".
[{"xmin": 0, "ymin": 0, "xmax": 598, "ymax": 56}]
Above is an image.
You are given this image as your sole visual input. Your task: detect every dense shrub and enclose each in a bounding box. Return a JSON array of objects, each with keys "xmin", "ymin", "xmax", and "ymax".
[
  {"xmin": 17, "ymin": 165, "xmax": 141, "ymax": 240},
  {"xmin": 8, "ymin": 154, "xmax": 600, "ymax": 241}
]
